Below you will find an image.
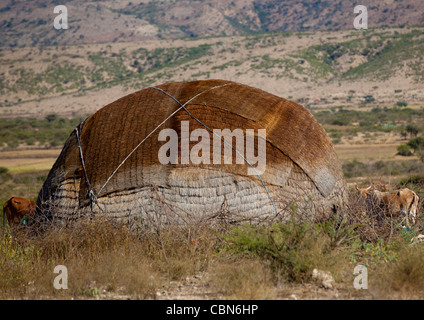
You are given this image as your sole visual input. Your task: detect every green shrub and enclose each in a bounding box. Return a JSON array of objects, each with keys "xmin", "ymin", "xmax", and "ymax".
[
  {"xmin": 397, "ymin": 144, "xmax": 413, "ymax": 156},
  {"xmin": 0, "ymin": 116, "xmax": 84, "ymax": 149},
  {"xmin": 0, "ymin": 166, "xmax": 11, "ymax": 184},
  {"xmin": 221, "ymin": 217, "xmax": 354, "ymax": 283},
  {"xmin": 406, "ymin": 124, "xmax": 420, "ymax": 138},
  {"xmin": 363, "ymin": 95, "xmax": 376, "ymax": 104},
  {"xmin": 398, "ymin": 174, "xmax": 424, "ymax": 187},
  {"xmin": 45, "ymin": 114, "xmax": 57, "ymax": 122},
  {"xmin": 342, "ymin": 160, "xmax": 366, "ymax": 178},
  {"xmin": 407, "ymin": 136, "xmax": 424, "ymax": 151},
  {"xmin": 342, "ymin": 159, "xmax": 424, "ymax": 177}
]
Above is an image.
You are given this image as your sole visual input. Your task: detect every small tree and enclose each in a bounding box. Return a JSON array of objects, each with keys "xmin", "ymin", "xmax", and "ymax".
[
  {"xmin": 397, "ymin": 144, "xmax": 412, "ymax": 156},
  {"xmin": 406, "ymin": 124, "xmax": 420, "ymax": 139},
  {"xmin": 400, "ymin": 130, "xmax": 408, "ymax": 140},
  {"xmin": 363, "ymin": 95, "xmax": 375, "ymax": 104},
  {"xmin": 45, "ymin": 113, "xmax": 58, "ymax": 123},
  {"xmin": 407, "ymin": 136, "xmax": 424, "ymax": 151}
]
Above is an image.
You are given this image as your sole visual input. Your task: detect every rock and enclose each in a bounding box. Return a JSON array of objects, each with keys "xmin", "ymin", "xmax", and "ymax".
[{"xmin": 312, "ymin": 268, "xmax": 334, "ymax": 289}]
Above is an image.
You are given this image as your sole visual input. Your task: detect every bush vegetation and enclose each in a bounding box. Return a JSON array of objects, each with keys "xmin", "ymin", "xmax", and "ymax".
[
  {"xmin": 3, "ymin": 27, "xmax": 423, "ymax": 103},
  {"xmin": 397, "ymin": 135, "xmax": 424, "ymax": 159},
  {"xmin": 314, "ymin": 107, "xmax": 424, "ymax": 132},
  {"xmin": 397, "ymin": 144, "xmax": 412, "ymax": 156},
  {"xmin": 3, "ymin": 104, "xmax": 422, "ymax": 151},
  {"xmin": 1, "ymin": 180, "xmax": 423, "ymax": 299},
  {"xmin": 311, "ymin": 106, "xmax": 424, "ymax": 146},
  {"xmin": 0, "ymin": 115, "xmax": 84, "ymax": 149},
  {"xmin": 342, "ymin": 159, "xmax": 424, "ymax": 178}
]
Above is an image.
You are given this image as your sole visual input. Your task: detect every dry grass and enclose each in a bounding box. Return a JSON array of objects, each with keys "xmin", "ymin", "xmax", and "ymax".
[
  {"xmin": 1, "ymin": 184, "xmax": 424, "ymax": 300},
  {"xmin": 0, "ymin": 218, "xmax": 218, "ymax": 299},
  {"xmin": 335, "ymin": 143, "xmax": 404, "ymax": 162},
  {"xmin": 371, "ymin": 244, "xmax": 424, "ymax": 299},
  {"xmin": 212, "ymin": 259, "xmax": 276, "ymax": 299},
  {"xmin": 0, "ymin": 149, "xmax": 60, "ymax": 174}
]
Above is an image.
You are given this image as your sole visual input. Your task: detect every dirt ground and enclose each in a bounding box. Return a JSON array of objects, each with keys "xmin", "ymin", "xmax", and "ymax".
[
  {"xmin": 153, "ymin": 270, "xmax": 373, "ymax": 300},
  {"xmin": 95, "ymin": 265, "xmax": 375, "ymax": 300}
]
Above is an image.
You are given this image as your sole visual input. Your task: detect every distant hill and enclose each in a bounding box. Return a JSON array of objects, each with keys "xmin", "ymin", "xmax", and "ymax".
[
  {"xmin": 1, "ymin": 0, "xmax": 424, "ymax": 47},
  {"xmin": 1, "ymin": 25, "xmax": 423, "ymax": 118}
]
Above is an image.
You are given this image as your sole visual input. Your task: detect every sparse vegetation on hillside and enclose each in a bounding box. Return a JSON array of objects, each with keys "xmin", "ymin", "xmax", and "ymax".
[
  {"xmin": 313, "ymin": 106, "xmax": 424, "ymax": 145},
  {"xmin": 0, "ymin": 43, "xmax": 214, "ymax": 102},
  {"xmin": 1, "ymin": 26, "xmax": 423, "ymax": 109},
  {"xmin": 342, "ymin": 30, "xmax": 424, "ymax": 82}
]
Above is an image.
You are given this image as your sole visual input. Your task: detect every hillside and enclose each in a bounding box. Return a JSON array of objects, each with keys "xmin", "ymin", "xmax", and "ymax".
[
  {"xmin": 1, "ymin": 26, "xmax": 423, "ymax": 118},
  {"xmin": 0, "ymin": 1, "xmax": 423, "ymax": 118},
  {"xmin": 1, "ymin": 0, "xmax": 424, "ymax": 47}
]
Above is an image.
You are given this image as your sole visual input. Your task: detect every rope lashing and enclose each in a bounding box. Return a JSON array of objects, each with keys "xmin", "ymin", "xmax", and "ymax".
[{"xmin": 74, "ymin": 122, "xmax": 97, "ymax": 211}]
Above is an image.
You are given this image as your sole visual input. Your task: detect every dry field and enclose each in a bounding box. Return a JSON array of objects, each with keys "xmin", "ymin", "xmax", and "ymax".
[{"xmin": 0, "ymin": 149, "xmax": 59, "ymax": 174}]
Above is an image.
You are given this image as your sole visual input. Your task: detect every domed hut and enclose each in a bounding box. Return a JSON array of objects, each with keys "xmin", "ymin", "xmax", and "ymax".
[{"xmin": 35, "ymin": 79, "xmax": 346, "ymax": 229}]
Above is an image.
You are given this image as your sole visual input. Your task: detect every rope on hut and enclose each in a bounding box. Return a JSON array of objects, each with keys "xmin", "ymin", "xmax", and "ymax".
[{"xmin": 74, "ymin": 122, "xmax": 97, "ymax": 211}]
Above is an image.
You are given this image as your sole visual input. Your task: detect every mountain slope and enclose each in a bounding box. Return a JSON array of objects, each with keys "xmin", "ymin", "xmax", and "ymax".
[
  {"xmin": 1, "ymin": 0, "xmax": 424, "ymax": 47},
  {"xmin": 1, "ymin": 26, "xmax": 423, "ymax": 117}
]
